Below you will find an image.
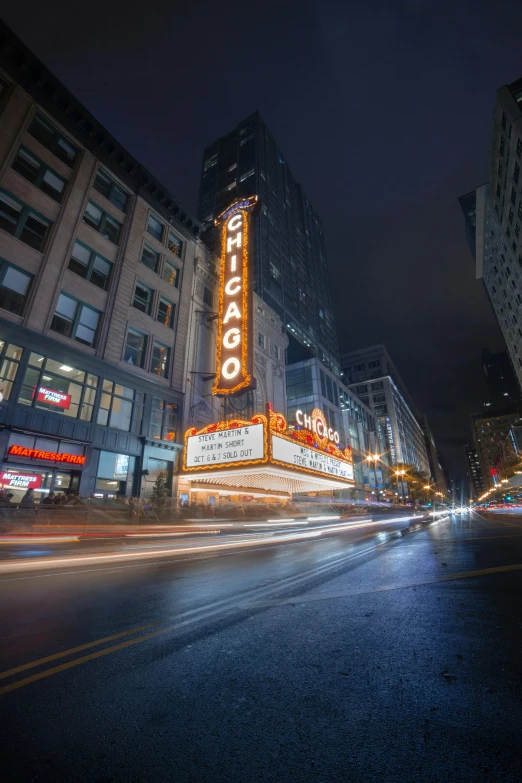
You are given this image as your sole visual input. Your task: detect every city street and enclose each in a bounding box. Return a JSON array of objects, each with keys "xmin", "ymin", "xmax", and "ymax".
[{"xmin": 2, "ymin": 510, "xmax": 522, "ymax": 782}]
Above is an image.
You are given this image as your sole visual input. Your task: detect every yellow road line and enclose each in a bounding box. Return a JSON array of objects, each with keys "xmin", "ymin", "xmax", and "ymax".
[
  {"xmin": 0, "ymin": 620, "xmax": 165, "ymax": 681},
  {"xmin": 0, "ymin": 538, "xmax": 392, "ymax": 693}
]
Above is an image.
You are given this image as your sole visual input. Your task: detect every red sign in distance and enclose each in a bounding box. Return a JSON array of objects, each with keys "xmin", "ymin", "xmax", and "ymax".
[
  {"xmin": 1, "ymin": 471, "xmax": 43, "ymax": 489},
  {"xmin": 37, "ymin": 387, "xmax": 71, "ymax": 409}
]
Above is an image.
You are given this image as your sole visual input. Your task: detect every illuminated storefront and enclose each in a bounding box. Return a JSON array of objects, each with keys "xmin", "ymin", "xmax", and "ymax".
[{"xmin": 0, "ymin": 326, "xmax": 183, "ymax": 502}]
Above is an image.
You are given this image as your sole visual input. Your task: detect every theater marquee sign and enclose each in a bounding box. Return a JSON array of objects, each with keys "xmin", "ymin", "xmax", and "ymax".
[
  {"xmin": 183, "ymin": 407, "xmax": 354, "ymax": 485},
  {"xmin": 212, "ymin": 196, "xmax": 259, "ymax": 397}
]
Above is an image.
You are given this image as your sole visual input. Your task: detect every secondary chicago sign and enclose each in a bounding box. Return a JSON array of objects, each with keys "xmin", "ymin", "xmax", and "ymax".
[{"xmin": 212, "ymin": 196, "xmax": 259, "ymax": 397}]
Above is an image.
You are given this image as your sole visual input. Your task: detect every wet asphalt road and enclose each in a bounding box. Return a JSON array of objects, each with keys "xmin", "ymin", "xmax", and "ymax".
[{"xmin": 1, "ymin": 510, "xmax": 522, "ymax": 782}]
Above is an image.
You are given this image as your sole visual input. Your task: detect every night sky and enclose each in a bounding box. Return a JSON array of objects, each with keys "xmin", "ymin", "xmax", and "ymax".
[{"xmin": 4, "ymin": 1, "xmax": 522, "ymax": 479}]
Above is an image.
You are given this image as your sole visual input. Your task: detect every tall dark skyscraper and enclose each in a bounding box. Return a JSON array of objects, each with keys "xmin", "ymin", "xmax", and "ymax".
[{"xmin": 198, "ymin": 112, "xmax": 340, "ymax": 374}]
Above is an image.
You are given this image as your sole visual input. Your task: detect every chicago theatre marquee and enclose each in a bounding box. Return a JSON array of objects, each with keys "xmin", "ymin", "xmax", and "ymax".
[{"xmin": 180, "ymin": 197, "xmax": 354, "ymax": 504}]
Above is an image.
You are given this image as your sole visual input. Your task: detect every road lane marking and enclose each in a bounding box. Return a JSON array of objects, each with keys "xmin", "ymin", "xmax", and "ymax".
[
  {"xmin": 0, "ymin": 540, "xmax": 389, "ymax": 692},
  {"xmin": 241, "ymin": 562, "xmax": 522, "ymax": 608}
]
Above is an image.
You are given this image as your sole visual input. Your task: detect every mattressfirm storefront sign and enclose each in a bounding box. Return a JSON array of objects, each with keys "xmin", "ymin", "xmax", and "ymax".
[
  {"xmin": 0, "ymin": 471, "xmax": 43, "ymax": 489},
  {"xmin": 36, "ymin": 386, "xmax": 71, "ymax": 408},
  {"xmin": 271, "ymin": 435, "xmax": 354, "ymax": 481},
  {"xmin": 185, "ymin": 423, "xmax": 264, "ymax": 468},
  {"xmin": 212, "ymin": 196, "xmax": 258, "ymax": 397},
  {"xmin": 8, "ymin": 445, "xmax": 86, "ymax": 465}
]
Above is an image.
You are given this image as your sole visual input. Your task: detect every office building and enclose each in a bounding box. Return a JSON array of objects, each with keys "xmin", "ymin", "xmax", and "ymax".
[
  {"xmin": 0, "ymin": 22, "xmax": 201, "ymax": 500},
  {"xmin": 471, "ymin": 410, "xmax": 522, "ymax": 488},
  {"xmin": 461, "ymin": 77, "xmax": 522, "ymax": 393},
  {"xmin": 284, "ymin": 357, "xmax": 387, "ymax": 500},
  {"xmin": 465, "ymin": 443, "xmax": 486, "ymax": 499},
  {"xmin": 341, "ymin": 345, "xmax": 430, "ymax": 475},
  {"xmin": 419, "ymin": 415, "xmax": 448, "ymax": 491},
  {"xmin": 198, "ymin": 112, "xmax": 340, "ymax": 375},
  {"xmin": 482, "ymin": 348, "xmax": 520, "ymax": 411}
]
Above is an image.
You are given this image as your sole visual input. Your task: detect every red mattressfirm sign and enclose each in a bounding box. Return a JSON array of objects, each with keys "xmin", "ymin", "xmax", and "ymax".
[
  {"xmin": 0, "ymin": 471, "xmax": 43, "ymax": 489},
  {"xmin": 37, "ymin": 386, "xmax": 71, "ymax": 408},
  {"xmin": 8, "ymin": 445, "xmax": 86, "ymax": 465}
]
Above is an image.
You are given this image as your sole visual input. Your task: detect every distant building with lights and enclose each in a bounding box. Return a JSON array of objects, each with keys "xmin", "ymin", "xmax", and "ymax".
[
  {"xmin": 198, "ymin": 112, "xmax": 340, "ymax": 376},
  {"xmin": 471, "ymin": 410, "xmax": 522, "ymax": 488},
  {"xmin": 340, "ymin": 345, "xmax": 430, "ymax": 476},
  {"xmin": 465, "ymin": 443, "xmax": 486, "ymax": 499}
]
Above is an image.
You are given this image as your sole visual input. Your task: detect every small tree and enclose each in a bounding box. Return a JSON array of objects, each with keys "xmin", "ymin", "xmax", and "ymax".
[{"xmin": 151, "ymin": 471, "xmax": 169, "ymax": 512}]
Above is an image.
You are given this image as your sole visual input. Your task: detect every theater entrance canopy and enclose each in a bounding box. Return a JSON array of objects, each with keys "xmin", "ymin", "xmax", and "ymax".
[{"xmin": 182, "ymin": 407, "xmax": 355, "ymax": 496}]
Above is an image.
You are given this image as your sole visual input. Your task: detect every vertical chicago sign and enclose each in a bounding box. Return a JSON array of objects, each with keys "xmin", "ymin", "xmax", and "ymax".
[{"xmin": 212, "ymin": 196, "xmax": 259, "ymax": 396}]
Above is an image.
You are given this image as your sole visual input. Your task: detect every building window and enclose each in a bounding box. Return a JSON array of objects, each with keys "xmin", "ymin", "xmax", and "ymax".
[
  {"xmin": 96, "ymin": 451, "xmax": 136, "ymax": 494},
  {"xmin": 93, "ymin": 169, "xmax": 129, "ymax": 212},
  {"xmin": 0, "ymin": 340, "xmax": 23, "ymax": 400},
  {"xmin": 515, "ymin": 163, "xmax": 520, "ymax": 184},
  {"xmin": 83, "ymin": 201, "xmax": 122, "ymax": 244},
  {"xmin": 150, "ymin": 398, "xmax": 178, "ymax": 441},
  {"xmin": 27, "ymin": 113, "xmax": 78, "ymax": 167},
  {"xmin": 124, "ymin": 329, "xmax": 146, "ymax": 367},
  {"xmin": 97, "ymin": 381, "xmax": 143, "ymax": 433},
  {"xmin": 68, "ymin": 240, "xmax": 112, "ymax": 290},
  {"xmin": 0, "ymin": 260, "xmax": 33, "ymax": 315},
  {"xmin": 141, "ymin": 244, "xmax": 160, "ymax": 273},
  {"xmin": 147, "ymin": 213, "xmax": 164, "ymax": 242},
  {"xmin": 50, "ymin": 293, "xmax": 100, "ymax": 346},
  {"xmin": 500, "ymin": 137, "xmax": 505, "ymax": 155},
  {"xmin": 511, "ymin": 188, "xmax": 517, "ymax": 206},
  {"xmin": 517, "ymin": 138, "xmax": 522, "ymax": 157},
  {"xmin": 151, "ymin": 342, "xmax": 170, "ymax": 378},
  {"xmin": 203, "ymin": 287, "xmax": 213, "ymax": 307},
  {"xmin": 157, "ymin": 297, "xmax": 175, "ymax": 328},
  {"xmin": 258, "ymin": 332, "xmax": 265, "ymax": 349},
  {"xmin": 368, "ymin": 360, "xmax": 380, "ymax": 368},
  {"xmin": 162, "ymin": 260, "xmax": 179, "ymax": 288},
  {"xmin": 12, "ymin": 146, "xmax": 67, "ymax": 203},
  {"xmin": 20, "ymin": 354, "xmax": 98, "ymax": 421},
  {"xmin": 133, "ymin": 282, "xmax": 154, "ymax": 315},
  {"xmin": 273, "ymin": 344, "xmax": 280, "ymax": 360},
  {"xmin": 167, "ymin": 230, "xmax": 183, "ymax": 258},
  {"xmin": 0, "ymin": 190, "xmax": 52, "ymax": 252}
]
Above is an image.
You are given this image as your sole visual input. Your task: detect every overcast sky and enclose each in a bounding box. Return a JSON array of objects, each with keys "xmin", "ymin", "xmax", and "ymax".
[{"xmin": 4, "ymin": 0, "xmax": 522, "ymax": 479}]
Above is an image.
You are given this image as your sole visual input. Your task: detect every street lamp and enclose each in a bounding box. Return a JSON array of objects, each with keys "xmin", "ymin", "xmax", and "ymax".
[{"xmin": 395, "ymin": 469, "xmax": 406, "ymax": 504}]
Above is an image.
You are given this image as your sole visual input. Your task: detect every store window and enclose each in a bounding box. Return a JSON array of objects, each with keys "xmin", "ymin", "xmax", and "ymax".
[
  {"xmin": 124, "ymin": 329, "xmax": 146, "ymax": 367},
  {"xmin": 95, "ymin": 450, "xmax": 135, "ymax": 496},
  {"xmin": 19, "ymin": 353, "xmax": 98, "ymax": 421},
  {"xmin": 97, "ymin": 381, "xmax": 143, "ymax": 433},
  {"xmin": 150, "ymin": 398, "xmax": 178, "ymax": 441},
  {"xmin": 68, "ymin": 241, "xmax": 112, "ymax": 290},
  {"xmin": 151, "ymin": 342, "xmax": 170, "ymax": 378},
  {"xmin": 50, "ymin": 292, "xmax": 101, "ymax": 347},
  {"xmin": 0, "ymin": 260, "xmax": 33, "ymax": 315},
  {"xmin": 0, "ymin": 340, "xmax": 23, "ymax": 400}
]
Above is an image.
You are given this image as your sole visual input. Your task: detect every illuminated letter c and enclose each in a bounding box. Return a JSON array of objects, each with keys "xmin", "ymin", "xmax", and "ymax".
[
  {"xmin": 228, "ymin": 214, "xmax": 242, "ymax": 232},
  {"xmin": 225, "ymin": 277, "xmax": 241, "ymax": 295},
  {"xmin": 296, "ymin": 410, "xmax": 303, "ymax": 426}
]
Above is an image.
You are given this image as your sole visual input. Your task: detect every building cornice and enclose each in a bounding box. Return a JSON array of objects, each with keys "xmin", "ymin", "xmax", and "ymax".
[{"xmin": 0, "ymin": 21, "xmax": 202, "ymax": 241}]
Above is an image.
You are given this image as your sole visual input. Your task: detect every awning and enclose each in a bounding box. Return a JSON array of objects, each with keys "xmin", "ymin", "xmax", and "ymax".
[{"xmin": 184, "ymin": 465, "xmax": 353, "ymax": 494}]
